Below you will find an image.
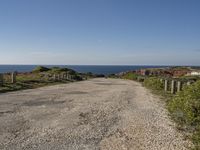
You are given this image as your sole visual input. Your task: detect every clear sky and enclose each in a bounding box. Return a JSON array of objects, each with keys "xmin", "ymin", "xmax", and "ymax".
[{"xmin": 0, "ymin": 0, "xmax": 200, "ymax": 65}]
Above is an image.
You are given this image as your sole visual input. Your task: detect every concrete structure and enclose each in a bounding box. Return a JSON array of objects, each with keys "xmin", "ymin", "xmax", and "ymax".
[
  {"xmin": 171, "ymin": 80, "xmax": 176, "ymax": 94},
  {"xmin": 11, "ymin": 72, "xmax": 16, "ymax": 83},
  {"xmin": 53, "ymin": 74, "xmax": 57, "ymax": 81},
  {"xmin": 164, "ymin": 80, "xmax": 168, "ymax": 91},
  {"xmin": 62, "ymin": 73, "xmax": 66, "ymax": 80},
  {"xmin": 172, "ymin": 70, "xmax": 190, "ymax": 77},
  {"xmin": 177, "ymin": 81, "xmax": 182, "ymax": 92},
  {"xmin": 136, "ymin": 68, "xmax": 191, "ymax": 78},
  {"xmin": 190, "ymin": 71, "xmax": 200, "ymax": 76},
  {"xmin": 66, "ymin": 74, "xmax": 69, "ymax": 80},
  {"xmin": 162, "ymin": 78, "xmax": 195, "ymax": 94},
  {"xmin": 66, "ymin": 74, "xmax": 74, "ymax": 81},
  {"xmin": 140, "ymin": 69, "xmax": 150, "ymax": 76}
]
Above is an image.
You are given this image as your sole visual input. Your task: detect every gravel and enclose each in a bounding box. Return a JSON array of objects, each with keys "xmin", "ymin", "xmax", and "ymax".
[{"xmin": 0, "ymin": 78, "xmax": 192, "ymax": 150}]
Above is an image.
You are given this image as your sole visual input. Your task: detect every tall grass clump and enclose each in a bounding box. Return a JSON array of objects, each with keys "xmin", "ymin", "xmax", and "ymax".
[{"xmin": 143, "ymin": 77, "xmax": 163, "ymax": 91}]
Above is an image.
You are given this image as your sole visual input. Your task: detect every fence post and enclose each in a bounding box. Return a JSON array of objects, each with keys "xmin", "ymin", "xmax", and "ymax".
[
  {"xmin": 63, "ymin": 73, "xmax": 66, "ymax": 80},
  {"xmin": 0, "ymin": 74, "xmax": 3, "ymax": 86},
  {"xmin": 177, "ymin": 81, "xmax": 182, "ymax": 92},
  {"xmin": 53, "ymin": 74, "xmax": 56, "ymax": 81},
  {"xmin": 66, "ymin": 74, "xmax": 69, "ymax": 80},
  {"xmin": 164, "ymin": 79, "xmax": 168, "ymax": 92},
  {"xmin": 67, "ymin": 74, "xmax": 71, "ymax": 80},
  {"xmin": 71, "ymin": 75, "xmax": 73, "ymax": 80},
  {"xmin": 171, "ymin": 80, "xmax": 175, "ymax": 94},
  {"xmin": 11, "ymin": 72, "xmax": 16, "ymax": 83}
]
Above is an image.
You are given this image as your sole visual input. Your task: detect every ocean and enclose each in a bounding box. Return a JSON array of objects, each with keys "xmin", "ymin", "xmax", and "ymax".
[{"xmin": 0, "ymin": 65, "xmax": 166, "ymax": 75}]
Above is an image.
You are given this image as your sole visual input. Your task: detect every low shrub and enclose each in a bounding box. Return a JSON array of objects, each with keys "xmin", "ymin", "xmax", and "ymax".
[
  {"xmin": 49, "ymin": 67, "xmax": 69, "ymax": 73},
  {"xmin": 32, "ymin": 66, "xmax": 50, "ymax": 73},
  {"xmin": 144, "ymin": 77, "xmax": 163, "ymax": 91},
  {"xmin": 123, "ymin": 72, "xmax": 138, "ymax": 80},
  {"xmin": 168, "ymin": 80, "xmax": 200, "ymax": 149}
]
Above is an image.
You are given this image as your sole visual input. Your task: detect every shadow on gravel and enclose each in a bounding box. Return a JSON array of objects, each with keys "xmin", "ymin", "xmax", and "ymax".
[
  {"xmin": 0, "ymin": 110, "xmax": 14, "ymax": 116},
  {"xmin": 23, "ymin": 100, "xmax": 65, "ymax": 106},
  {"xmin": 95, "ymin": 83, "xmax": 126, "ymax": 86},
  {"xmin": 66, "ymin": 91, "xmax": 88, "ymax": 94}
]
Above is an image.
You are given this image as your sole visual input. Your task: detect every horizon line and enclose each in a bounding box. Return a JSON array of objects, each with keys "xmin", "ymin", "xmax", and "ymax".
[{"xmin": 0, "ymin": 64, "xmax": 199, "ymax": 67}]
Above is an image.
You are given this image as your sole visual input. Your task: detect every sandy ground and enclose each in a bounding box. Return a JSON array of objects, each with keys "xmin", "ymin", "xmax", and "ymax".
[{"xmin": 0, "ymin": 78, "xmax": 192, "ymax": 150}]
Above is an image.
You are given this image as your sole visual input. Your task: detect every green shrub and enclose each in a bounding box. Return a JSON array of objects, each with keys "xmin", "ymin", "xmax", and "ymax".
[
  {"xmin": 168, "ymin": 81, "xmax": 200, "ymax": 149},
  {"xmin": 49, "ymin": 67, "xmax": 68, "ymax": 73},
  {"xmin": 123, "ymin": 72, "xmax": 138, "ymax": 80},
  {"xmin": 32, "ymin": 66, "xmax": 50, "ymax": 73},
  {"xmin": 168, "ymin": 81, "xmax": 200, "ymax": 126},
  {"xmin": 144, "ymin": 77, "xmax": 163, "ymax": 90},
  {"xmin": 46, "ymin": 67, "xmax": 77, "ymax": 75}
]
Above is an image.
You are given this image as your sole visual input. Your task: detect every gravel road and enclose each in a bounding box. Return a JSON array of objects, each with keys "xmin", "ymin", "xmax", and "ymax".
[{"xmin": 0, "ymin": 78, "xmax": 192, "ymax": 150}]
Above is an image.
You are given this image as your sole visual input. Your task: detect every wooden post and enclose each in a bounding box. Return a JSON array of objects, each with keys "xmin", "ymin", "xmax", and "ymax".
[
  {"xmin": 11, "ymin": 72, "xmax": 16, "ymax": 83},
  {"xmin": 164, "ymin": 79, "xmax": 168, "ymax": 91},
  {"xmin": 0, "ymin": 74, "xmax": 3, "ymax": 86},
  {"xmin": 171, "ymin": 80, "xmax": 175, "ymax": 94},
  {"xmin": 62, "ymin": 74, "xmax": 65, "ymax": 79},
  {"xmin": 71, "ymin": 75, "xmax": 74, "ymax": 80},
  {"xmin": 53, "ymin": 74, "xmax": 56, "ymax": 81},
  {"xmin": 177, "ymin": 81, "xmax": 182, "ymax": 92},
  {"xmin": 66, "ymin": 74, "xmax": 69, "ymax": 80}
]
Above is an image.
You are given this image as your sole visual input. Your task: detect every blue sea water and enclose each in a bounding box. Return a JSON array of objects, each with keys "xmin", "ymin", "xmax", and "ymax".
[{"xmin": 0, "ymin": 65, "xmax": 166, "ymax": 75}]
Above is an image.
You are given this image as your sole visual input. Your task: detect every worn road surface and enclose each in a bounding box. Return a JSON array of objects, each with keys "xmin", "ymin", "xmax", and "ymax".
[{"xmin": 0, "ymin": 78, "xmax": 191, "ymax": 150}]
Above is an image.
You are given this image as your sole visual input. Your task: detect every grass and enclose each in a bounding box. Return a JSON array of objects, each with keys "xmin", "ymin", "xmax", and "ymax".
[
  {"xmin": 167, "ymin": 81, "xmax": 200, "ymax": 150},
  {"xmin": 122, "ymin": 72, "xmax": 200, "ymax": 149},
  {"xmin": 121, "ymin": 72, "xmax": 138, "ymax": 80},
  {"xmin": 142, "ymin": 77, "xmax": 200, "ymax": 149},
  {"xmin": 0, "ymin": 79, "xmax": 70, "ymax": 93},
  {"xmin": 0, "ymin": 65, "xmax": 95, "ymax": 94}
]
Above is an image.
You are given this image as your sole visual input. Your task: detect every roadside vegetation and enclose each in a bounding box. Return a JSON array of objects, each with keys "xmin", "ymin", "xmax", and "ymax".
[
  {"xmin": 143, "ymin": 77, "xmax": 163, "ymax": 91},
  {"xmin": 0, "ymin": 66, "xmax": 95, "ymax": 93},
  {"xmin": 122, "ymin": 72, "xmax": 200, "ymax": 149},
  {"xmin": 168, "ymin": 81, "xmax": 200, "ymax": 149},
  {"xmin": 122, "ymin": 72, "xmax": 138, "ymax": 80}
]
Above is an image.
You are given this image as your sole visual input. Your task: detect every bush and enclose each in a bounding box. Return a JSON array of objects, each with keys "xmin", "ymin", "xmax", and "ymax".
[
  {"xmin": 46, "ymin": 67, "xmax": 77, "ymax": 75},
  {"xmin": 144, "ymin": 77, "xmax": 163, "ymax": 90},
  {"xmin": 32, "ymin": 66, "xmax": 50, "ymax": 73},
  {"xmin": 168, "ymin": 80, "xmax": 200, "ymax": 149},
  {"xmin": 108, "ymin": 74, "xmax": 117, "ymax": 78},
  {"xmin": 123, "ymin": 72, "xmax": 138, "ymax": 80},
  {"xmin": 168, "ymin": 81, "xmax": 200, "ymax": 126}
]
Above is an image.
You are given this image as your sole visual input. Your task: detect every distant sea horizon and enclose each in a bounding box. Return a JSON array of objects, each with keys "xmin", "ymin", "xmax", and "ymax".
[{"xmin": 0, "ymin": 65, "xmax": 192, "ymax": 75}]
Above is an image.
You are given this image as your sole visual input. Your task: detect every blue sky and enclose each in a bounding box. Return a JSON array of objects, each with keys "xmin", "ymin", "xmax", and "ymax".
[{"xmin": 0, "ymin": 0, "xmax": 200, "ymax": 65}]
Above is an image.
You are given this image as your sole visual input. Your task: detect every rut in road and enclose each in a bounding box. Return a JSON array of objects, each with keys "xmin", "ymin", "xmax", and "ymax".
[{"xmin": 0, "ymin": 78, "xmax": 192, "ymax": 150}]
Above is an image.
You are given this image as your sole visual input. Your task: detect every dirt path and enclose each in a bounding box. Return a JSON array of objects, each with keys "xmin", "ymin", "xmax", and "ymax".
[{"xmin": 0, "ymin": 78, "xmax": 191, "ymax": 150}]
